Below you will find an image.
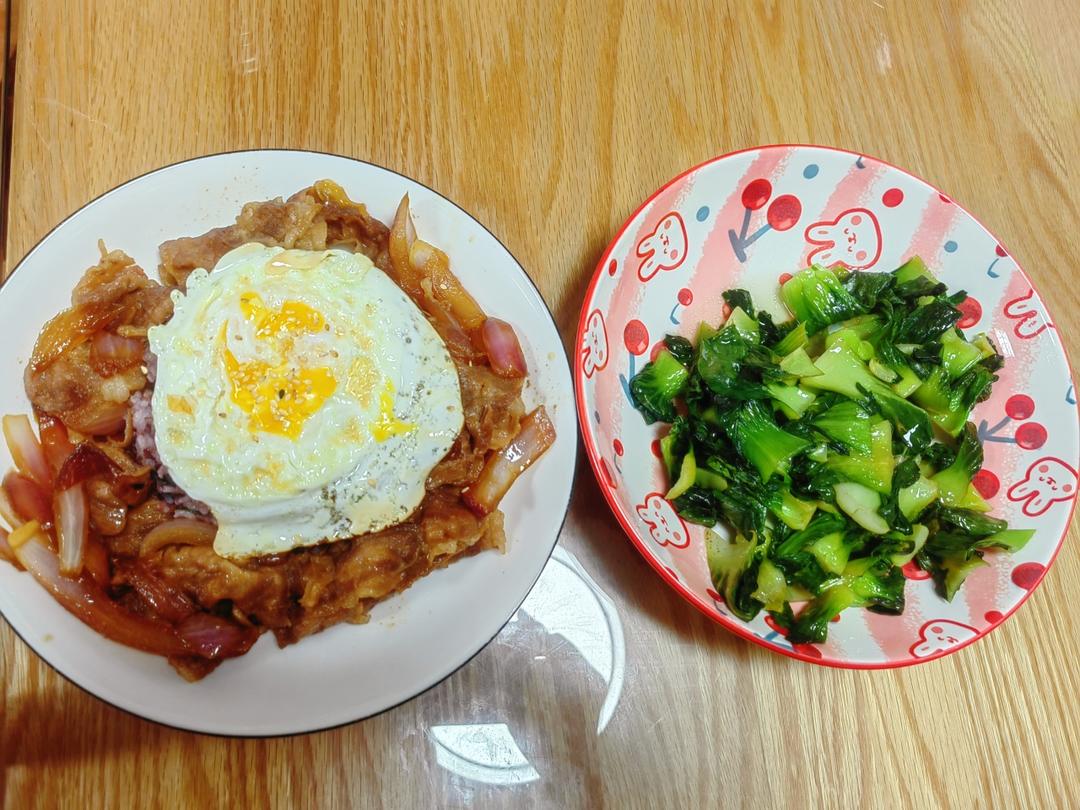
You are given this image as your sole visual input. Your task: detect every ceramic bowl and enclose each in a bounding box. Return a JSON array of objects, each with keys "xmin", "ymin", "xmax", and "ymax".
[
  {"xmin": 575, "ymin": 144, "xmax": 1076, "ymax": 668},
  {"xmin": 0, "ymin": 150, "xmax": 576, "ymax": 733}
]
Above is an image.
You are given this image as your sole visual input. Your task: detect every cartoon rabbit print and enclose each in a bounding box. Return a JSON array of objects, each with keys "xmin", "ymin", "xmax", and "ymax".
[
  {"xmin": 636, "ymin": 493, "xmax": 690, "ymax": 548},
  {"xmin": 637, "ymin": 213, "xmax": 688, "ymax": 282},
  {"xmin": 581, "ymin": 309, "xmax": 609, "ymax": 378},
  {"xmin": 910, "ymin": 620, "xmax": 978, "ymax": 658},
  {"xmin": 1007, "ymin": 457, "xmax": 1077, "ymax": 516},
  {"xmin": 1004, "ymin": 289, "xmax": 1055, "ymax": 339},
  {"xmin": 805, "ymin": 208, "xmax": 883, "ymax": 269}
]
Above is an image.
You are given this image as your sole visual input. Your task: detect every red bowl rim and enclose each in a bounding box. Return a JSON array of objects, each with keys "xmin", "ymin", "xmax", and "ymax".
[{"xmin": 573, "ymin": 142, "xmax": 1078, "ymax": 669}]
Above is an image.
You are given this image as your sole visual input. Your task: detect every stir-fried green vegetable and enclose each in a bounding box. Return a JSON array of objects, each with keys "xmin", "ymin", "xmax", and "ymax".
[{"xmin": 629, "ymin": 259, "xmax": 1032, "ymax": 644}]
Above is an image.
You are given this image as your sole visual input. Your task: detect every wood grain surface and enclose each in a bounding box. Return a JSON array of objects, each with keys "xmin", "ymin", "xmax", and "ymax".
[{"xmin": 2, "ymin": 1, "xmax": 1079, "ymax": 808}]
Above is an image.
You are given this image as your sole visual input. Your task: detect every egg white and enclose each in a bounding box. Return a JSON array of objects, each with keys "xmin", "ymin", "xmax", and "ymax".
[{"xmin": 148, "ymin": 243, "xmax": 463, "ymax": 558}]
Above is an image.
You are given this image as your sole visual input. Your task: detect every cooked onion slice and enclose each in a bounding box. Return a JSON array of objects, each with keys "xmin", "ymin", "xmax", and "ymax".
[
  {"xmin": 126, "ymin": 562, "xmax": 196, "ymax": 622},
  {"xmin": 175, "ymin": 614, "xmax": 258, "ymax": 660},
  {"xmin": 0, "ymin": 486, "xmax": 19, "ymax": 530},
  {"xmin": 463, "ymin": 406, "xmax": 556, "ymax": 516},
  {"xmin": 56, "ymin": 484, "xmax": 88, "ymax": 576},
  {"xmin": 37, "ymin": 414, "xmax": 75, "ymax": 474},
  {"xmin": 389, "ymin": 194, "xmax": 423, "ymax": 297},
  {"xmin": 0, "ymin": 526, "xmax": 14, "ymax": 563},
  {"xmin": 411, "ymin": 240, "xmax": 486, "ymax": 330},
  {"xmin": 481, "ymin": 318, "xmax": 528, "ymax": 378},
  {"xmin": 11, "ymin": 530, "xmax": 189, "ymax": 657},
  {"xmin": 3, "ymin": 414, "xmax": 52, "ymax": 487},
  {"xmin": 140, "ymin": 518, "xmax": 217, "ymax": 556},
  {"xmin": 82, "ymin": 537, "xmax": 110, "ymax": 586},
  {"xmin": 89, "ymin": 331, "xmax": 145, "ymax": 375},
  {"xmin": 29, "ymin": 301, "xmax": 125, "ymax": 372},
  {"xmin": 67, "ymin": 401, "xmax": 127, "ymax": 437},
  {"xmin": 2, "ymin": 471, "xmax": 53, "ymax": 527}
]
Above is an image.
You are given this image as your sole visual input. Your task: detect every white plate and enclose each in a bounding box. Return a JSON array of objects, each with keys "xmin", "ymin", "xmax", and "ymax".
[{"xmin": 0, "ymin": 150, "xmax": 576, "ymax": 735}]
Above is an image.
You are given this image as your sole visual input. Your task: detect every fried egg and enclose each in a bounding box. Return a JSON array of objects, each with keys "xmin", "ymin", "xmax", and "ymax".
[{"xmin": 148, "ymin": 243, "xmax": 463, "ymax": 559}]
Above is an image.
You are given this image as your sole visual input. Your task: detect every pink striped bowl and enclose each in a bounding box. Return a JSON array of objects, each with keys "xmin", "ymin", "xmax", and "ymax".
[{"xmin": 575, "ymin": 144, "xmax": 1077, "ymax": 668}]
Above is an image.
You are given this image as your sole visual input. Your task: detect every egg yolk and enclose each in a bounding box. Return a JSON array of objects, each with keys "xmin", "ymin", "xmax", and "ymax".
[
  {"xmin": 370, "ymin": 379, "xmax": 416, "ymax": 442},
  {"xmin": 221, "ymin": 293, "xmax": 337, "ymax": 439}
]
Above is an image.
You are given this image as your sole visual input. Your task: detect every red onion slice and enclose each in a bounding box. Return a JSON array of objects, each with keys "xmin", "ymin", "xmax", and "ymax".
[
  {"xmin": 175, "ymin": 613, "xmax": 258, "ymax": 660},
  {"xmin": 56, "ymin": 484, "xmax": 88, "ymax": 576},
  {"xmin": 37, "ymin": 414, "xmax": 75, "ymax": 474},
  {"xmin": 0, "ymin": 526, "xmax": 14, "ymax": 563},
  {"xmin": 140, "ymin": 518, "xmax": 217, "ymax": 556},
  {"xmin": 12, "ymin": 531, "xmax": 189, "ymax": 657},
  {"xmin": 2, "ymin": 414, "xmax": 52, "ymax": 488},
  {"xmin": 463, "ymin": 406, "xmax": 556, "ymax": 516},
  {"xmin": 481, "ymin": 318, "xmax": 529, "ymax": 378},
  {"xmin": 2, "ymin": 470, "xmax": 53, "ymax": 527},
  {"xmin": 89, "ymin": 331, "xmax": 145, "ymax": 375}
]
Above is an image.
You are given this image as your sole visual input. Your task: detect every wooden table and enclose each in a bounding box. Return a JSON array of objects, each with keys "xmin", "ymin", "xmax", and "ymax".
[{"xmin": 2, "ymin": 1, "xmax": 1078, "ymax": 807}]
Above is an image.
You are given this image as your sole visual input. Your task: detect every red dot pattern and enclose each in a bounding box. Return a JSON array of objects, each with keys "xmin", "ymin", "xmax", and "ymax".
[
  {"xmin": 1005, "ymin": 394, "xmax": 1035, "ymax": 420},
  {"xmin": 1015, "ymin": 422, "xmax": 1047, "ymax": 450},
  {"xmin": 767, "ymin": 195, "xmax": 802, "ymax": 231},
  {"xmin": 956, "ymin": 297, "xmax": 982, "ymax": 329},
  {"xmin": 1011, "ymin": 562, "xmax": 1045, "ymax": 591},
  {"xmin": 742, "ymin": 178, "xmax": 772, "ymax": 211},
  {"xmin": 677, "ymin": 287, "xmax": 693, "ymax": 306},
  {"xmin": 623, "ymin": 320, "xmax": 649, "ymax": 355},
  {"xmin": 607, "ymin": 259, "xmax": 617, "ymax": 276},
  {"xmin": 882, "ymin": 187, "xmax": 904, "ymax": 207},
  {"xmin": 972, "ymin": 469, "xmax": 1000, "ymax": 499}
]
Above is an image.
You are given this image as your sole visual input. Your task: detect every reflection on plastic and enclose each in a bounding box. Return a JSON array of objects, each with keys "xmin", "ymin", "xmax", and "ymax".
[
  {"xmin": 517, "ymin": 545, "xmax": 626, "ymax": 733},
  {"xmin": 429, "ymin": 724, "xmax": 540, "ymax": 785},
  {"xmin": 427, "ymin": 547, "xmax": 625, "ymax": 787}
]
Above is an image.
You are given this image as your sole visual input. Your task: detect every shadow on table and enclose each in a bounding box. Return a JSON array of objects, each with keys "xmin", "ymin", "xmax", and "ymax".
[
  {"xmin": 0, "ymin": 684, "xmax": 147, "ymax": 776},
  {"xmin": 556, "ymin": 242, "xmax": 768, "ymax": 663},
  {"xmin": 565, "ymin": 453, "xmax": 766, "ymax": 664}
]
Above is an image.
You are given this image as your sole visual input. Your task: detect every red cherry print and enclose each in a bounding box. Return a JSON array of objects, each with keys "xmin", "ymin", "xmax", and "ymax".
[
  {"xmin": 1015, "ymin": 422, "xmax": 1047, "ymax": 450},
  {"xmin": 1005, "ymin": 394, "xmax": 1035, "ymax": 420},
  {"xmin": 677, "ymin": 287, "xmax": 693, "ymax": 306},
  {"xmin": 613, "ymin": 439, "xmax": 624, "ymax": 457},
  {"xmin": 972, "ymin": 469, "xmax": 1000, "ymax": 499},
  {"xmin": 649, "ymin": 340, "xmax": 666, "ymax": 362},
  {"xmin": 956, "ymin": 297, "xmax": 982, "ymax": 329},
  {"xmin": 902, "ymin": 561, "xmax": 931, "ymax": 580},
  {"xmin": 607, "ymin": 259, "xmax": 617, "ymax": 276},
  {"xmin": 766, "ymin": 195, "xmax": 802, "ymax": 232},
  {"xmin": 650, "ymin": 439, "xmax": 662, "ymax": 458},
  {"xmin": 882, "ymin": 188, "xmax": 904, "ymax": 207},
  {"xmin": 599, "ymin": 458, "xmax": 616, "ymax": 488},
  {"xmin": 995, "ymin": 245, "xmax": 1007, "ymax": 258},
  {"xmin": 778, "ymin": 272, "xmax": 793, "ymax": 285},
  {"xmin": 1011, "ymin": 562, "xmax": 1045, "ymax": 591},
  {"xmin": 741, "ymin": 178, "xmax": 772, "ymax": 211},
  {"xmin": 623, "ymin": 320, "xmax": 649, "ymax": 355},
  {"xmin": 830, "ymin": 614, "xmax": 841, "ymax": 623},
  {"xmin": 984, "ymin": 610, "xmax": 1004, "ymax": 624},
  {"xmin": 706, "ymin": 587, "xmax": 723, "ymax": 602},
  {"xmin": 939, "ymin": 194, "xmax": 952, "ymax": 203}
]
